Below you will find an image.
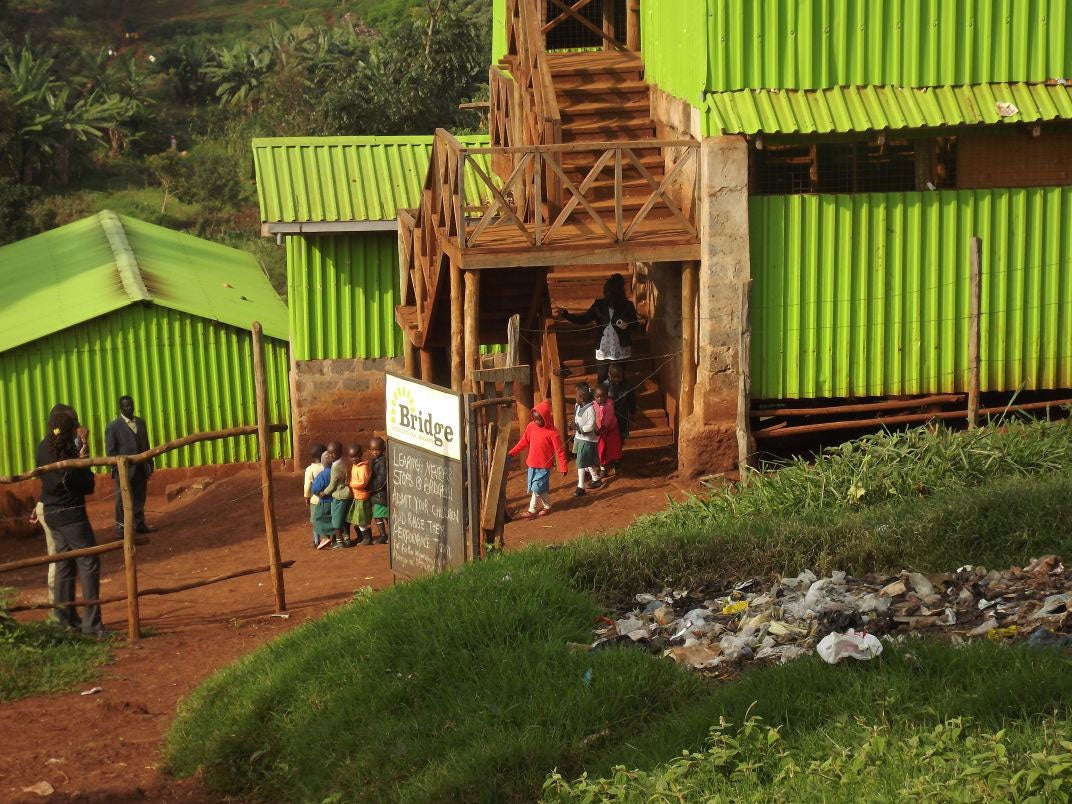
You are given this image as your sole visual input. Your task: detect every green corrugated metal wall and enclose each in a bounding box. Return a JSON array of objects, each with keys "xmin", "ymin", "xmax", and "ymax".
[
  {"xmin": 751, "ymin": 188, "xmax": 1072, "ymax": 400},
  {"xmin": 0, "ymin": 306, "xmax": 291, "ymax": 475},
  {"xmin": 641, "ymin": 0, "xmax": 709, "ymax": 104},
  {"xmin": 286, "ymin": 233, "xmax": 404, "ymax": 362},
  {"xmin": 493, "ymin": 0, "xmax": 507, "ymax": 64}
]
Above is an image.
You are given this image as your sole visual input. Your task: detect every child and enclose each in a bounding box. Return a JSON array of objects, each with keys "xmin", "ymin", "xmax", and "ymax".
[
  {"xmin": 606, "ymin": 363, "xmax": 635, "ymax": 439},
  {"xmin": 593, "ymin": 384, "xmax": 622, "ymax": 477},
  {"xmin": 346, "ymin": 444, "xmax": 374, "ymax": 545},
  {"xmin": 572, "ymin": 383, "xmax": 602, "ymax": 496},
  {"xmin": 309, "ymin": 447, "xmax": 336, "ymax": 550},
  {"xmin": 367, "ymin": 437, "xmax": 390, "ymax": 544},
  {"xmin": 508, "ymin": 400, "xmax": 568, "ymax": 518},
  {"xmin": 320, "ymin": 440, "xmax": 354, "ymax": 549},
  {"xmin": 303, "ymin": 442, "xmax": 328, "ymax": 548}
]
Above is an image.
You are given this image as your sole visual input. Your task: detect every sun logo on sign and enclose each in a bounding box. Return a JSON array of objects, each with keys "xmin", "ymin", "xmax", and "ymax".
[{"xmin": 390, "ymin": 386, "xmax": 415, "ymax": 427}]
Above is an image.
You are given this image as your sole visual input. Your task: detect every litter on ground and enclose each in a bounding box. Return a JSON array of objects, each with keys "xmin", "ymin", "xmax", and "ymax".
[{"xmin": 586, "ymin": 556, "xmax": 1072, "ymax": 677}]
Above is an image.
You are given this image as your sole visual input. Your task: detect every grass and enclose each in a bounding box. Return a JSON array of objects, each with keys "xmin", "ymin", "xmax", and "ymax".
[
  {"xmin": 0, "ymin": 604, "xmax": 111, "ymax": 702},
  {"xmin": 166, "ymin": 421, "xmax": 1072, "ymax": 801}
]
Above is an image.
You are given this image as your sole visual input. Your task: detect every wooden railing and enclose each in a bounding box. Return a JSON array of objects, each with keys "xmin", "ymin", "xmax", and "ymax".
[
  {"xmin": 542, "ymin": 0, "xmax": 627, "ymax": 51},
  {"xmin": 448, "ymin": 136, "xmax": 700, "ymax": 250}
]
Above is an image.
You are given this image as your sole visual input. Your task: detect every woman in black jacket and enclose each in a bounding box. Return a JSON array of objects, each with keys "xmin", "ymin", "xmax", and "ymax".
[
  {"xmin": 555, "ymin": 273, "xmax": 639, "ymax": 383},
  {"xmin": 36, "ymin": 405, "xmax": 105, "ymax": 636}
]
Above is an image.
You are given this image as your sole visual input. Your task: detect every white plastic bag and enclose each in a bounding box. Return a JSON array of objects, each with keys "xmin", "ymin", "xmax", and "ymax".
[{"xmin": 816, "ymin": 629, "xmax": 883, "ymax": 664}]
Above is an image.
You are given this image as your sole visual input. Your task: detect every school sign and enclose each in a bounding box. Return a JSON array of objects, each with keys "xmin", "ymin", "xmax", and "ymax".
[{"xmin": 385, "ymin": 373, "xmax": 466, "ymax": 577}]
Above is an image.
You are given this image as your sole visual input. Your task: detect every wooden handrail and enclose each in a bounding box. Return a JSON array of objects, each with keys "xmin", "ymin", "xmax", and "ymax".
[
  {"xmin": 0, "ymin": 423, "xmax": 288, "ymax": 484},
  {"xmin": 0, "ymin": 536, "xmax": 150, "ymax": 575},
  {"xmin": 452, "ymin": 139, "xmax": 696, "ymax": 156}
]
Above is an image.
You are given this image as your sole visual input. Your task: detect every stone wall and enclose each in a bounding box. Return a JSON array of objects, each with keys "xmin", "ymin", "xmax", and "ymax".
[{"xmin": 291, "ymin": 357, "xmax": 404, "ymax": 462}]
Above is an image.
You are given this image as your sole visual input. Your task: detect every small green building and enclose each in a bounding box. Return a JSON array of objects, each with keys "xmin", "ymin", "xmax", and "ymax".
[
  {"xmin": 251, "ymin": 135, "xmax": 491, "ymax": 457},
  {"xmin": 0, "ymin": 211, "xmax": 291, "ymax": 475}
]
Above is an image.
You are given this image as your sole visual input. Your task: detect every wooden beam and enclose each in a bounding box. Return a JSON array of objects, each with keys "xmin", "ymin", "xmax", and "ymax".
[
  {"xmin": 419, "ymin": 349, "xmax": 435, "ymax": 383},
  {"xmin": 602, "ymin": 0, "xmax": 616, "ymax": 50},
  {"xmin": 439, "ymin": 238, "xmax": 700, "ymax": 270},
  {"xmin": 968, "ymin": 236, "xmax": 982, "ymax": 429},
  {"xmin": 480, "ymin": 403, "xmax": 515, "ymax": 532},
  {"xmin": 680, "ymin": 262, "xmax": 698, "ymax": 418},
  {"xmin": 403, "ymin": 342, "xmax": 416, "ymax": 378},
  {"xmin": 117, "ymin": 456, "xmax": 140, "ymax": 642},
  {"xmin": 0, "ymin": 537, "xmax": 148, "ymax": 575},
  {"xmin": 471, "ymin": 365, "xmax": 532, "ymax": 386},
  {"xmin": 464, "ymin": 271, "xmax": 481, "ymax": 392},
  {"xmin": 252, "ymin": 322, "xmax": 286, "ymax": 614},
  {"xmin": 450, "ymin": 259, "xmax": 464, "ymax": 391},
  {"xmin": 626, "ymin": 0, "xmax": 641, "ymax": 50}
]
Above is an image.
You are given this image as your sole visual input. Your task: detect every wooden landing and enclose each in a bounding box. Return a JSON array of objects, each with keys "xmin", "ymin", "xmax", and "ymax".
[{"xmin": 442, "ymin": 218, "xmax": 699, "ymax": 270}]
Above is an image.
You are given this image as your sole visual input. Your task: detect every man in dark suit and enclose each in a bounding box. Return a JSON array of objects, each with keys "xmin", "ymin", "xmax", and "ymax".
[{"xmin": 105, "ymin": 395, "xmax": 157, "ymax": 536}]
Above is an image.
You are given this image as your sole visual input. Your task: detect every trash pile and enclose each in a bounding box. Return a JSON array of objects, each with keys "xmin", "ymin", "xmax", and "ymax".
[{"xmin": 581, "ymin": 556, "xmax": 1072, "ymax": 677}]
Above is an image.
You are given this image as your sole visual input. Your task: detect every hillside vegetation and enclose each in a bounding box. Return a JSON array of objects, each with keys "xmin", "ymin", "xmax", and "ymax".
[
  {"xmin": 0, "ymin": 0, "xmax": 491, "ymax": 292},
  {"xmin": 167, "ymin": 420, "xmax": 1072, "ymax": 801}
]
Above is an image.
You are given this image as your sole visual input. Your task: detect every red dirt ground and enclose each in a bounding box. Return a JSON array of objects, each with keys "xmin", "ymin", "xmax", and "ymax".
[{"xmin": 0, "ymin": 457, "xmax": 691, "ymax": 802}]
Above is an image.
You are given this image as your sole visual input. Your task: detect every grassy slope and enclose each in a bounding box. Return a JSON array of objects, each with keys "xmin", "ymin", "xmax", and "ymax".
[{"xmin": 166, "ymin": 422, "xmax": 1072, "ymax": 801}]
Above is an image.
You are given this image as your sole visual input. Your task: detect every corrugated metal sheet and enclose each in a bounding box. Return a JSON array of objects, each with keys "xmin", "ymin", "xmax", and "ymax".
[
  {"xmin": 287, "ymin": 234, "xmax": 404, "ymax": 361},
  {"xmin": 493, "ymin": 0, "xmax": 507, "ymax": 64},
  {"xmin": 708, "ymin": 0, "xmax": 1072, "ymax": 92},
  {"xmin": 641, "ymin": 0, "xmax": 709, "ymax": 105},
  {"xmin": 0, "ymin": 306, "xmax": 291, "ymax": 476},
  {"xmin": 251, "ymin": 135, "xmax": 495, "ymax": 224},
  {"xmin": 703, "ymin": 82, "xmax": 1072, "ymax": 135},
  {"xmin": 751, "ymin": 188, "xmax": 1072, "ymax": 400},
  {"xmin": 0, "ymin": 211, "xmax": 287, "ymax": 353}
]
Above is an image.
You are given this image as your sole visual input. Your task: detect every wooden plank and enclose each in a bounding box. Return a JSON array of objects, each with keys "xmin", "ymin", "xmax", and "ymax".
[
  {"xmin": 442, "ymin": 239, "xmax": 701, "ymax": 270},
  {"xmin": 737, "ymin": 281, "xmax": 753, "ymax": 477},
  {"xmin": 252, "ymin": 322, "xmax": 286, "ymax": 614},
  {"xmin": 614, "ymin": 148, "xmax": 624, "ymax": 241},
  {"xmin": 466, "ymin": 156, "xmax": 535, "ymax": 246},
  {"xmin": 464, "ymin": 394, "xmax": 482, "ymax": 562},
  {"xmin": 545, "ymin": 151, "xmax": 617, "ymax": 243},
  {"xmin": 460, "ymin": 139, "xmax": 696, "ymax": 156},
  {"xmin": 464, "ymin": 271, "xmax": 481, "ymax": 391},
  {"xmin": 0, "ymin": 537, "xmax": 148, "ymax": 575},
  {"xmin": 471, "ymin": 365, "xmax": 532, "ymax": 385},
  {"xmin": 968, "ymin": 236, "xmax": 982, "ymax": 429},
  {"xmin": 480, "ymin": 402, "xmax": 515, "ymax": 532},
  {"xmin": 755, "ymin": 397, "xmax": 1072, "ymax": 440},
  {"xmin": 757, "ymin": 394, "xmax": 965, "ymax": 418},
  {"xmin": 117, "ymin": 455, "xmax": 140, "ymax": 642}
]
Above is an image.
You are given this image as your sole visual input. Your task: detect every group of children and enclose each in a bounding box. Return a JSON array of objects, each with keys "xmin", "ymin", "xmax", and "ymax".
[
  {"xmin": 303, "ymin": 437, "xmax": 390, "ymax": 550},
  {"xmin": 509, "ymin": 362, "xmax": 635, "ymax": 519}
]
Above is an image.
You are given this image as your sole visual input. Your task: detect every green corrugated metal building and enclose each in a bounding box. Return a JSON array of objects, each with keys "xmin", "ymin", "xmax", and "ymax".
[
  {"xmin": 250, "ymin": 135, "xmax": 493, "ymax": 456},
  {"xmin": 0, "ymin": 211, "xmax": 291, "ymax": 475},
  {"xmin": 634, "ymin": 0, "xmax": 1072, "ymax": 405}
]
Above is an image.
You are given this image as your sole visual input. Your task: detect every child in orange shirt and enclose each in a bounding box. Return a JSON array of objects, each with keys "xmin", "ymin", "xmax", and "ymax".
[{"xmin": 346, "ymin": 444, "xmax": 374, "ymax": 545}]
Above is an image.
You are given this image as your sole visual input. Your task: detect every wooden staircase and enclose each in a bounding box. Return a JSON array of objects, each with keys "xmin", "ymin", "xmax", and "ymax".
[{"xmin": 533, "ymin": 51, "xmax": 675, "ymax": 451}]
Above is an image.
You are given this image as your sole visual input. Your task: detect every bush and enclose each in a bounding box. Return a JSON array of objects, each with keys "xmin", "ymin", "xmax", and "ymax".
[{"xmin": 0, "ymin": 176, "xmax": 38, "ymax": 244}]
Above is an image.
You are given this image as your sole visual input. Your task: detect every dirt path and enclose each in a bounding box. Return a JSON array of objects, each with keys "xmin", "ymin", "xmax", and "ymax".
[{"xmin": 0, "ymin": 460, "xmax": 689, "ymax": 802}]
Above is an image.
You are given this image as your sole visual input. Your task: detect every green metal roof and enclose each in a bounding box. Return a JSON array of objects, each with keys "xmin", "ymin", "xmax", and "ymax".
[
  {"xmin": 703, "ymin": 82, "xmax": 1072, "ymax": 136},
  {"xmin": 251, "ymin": 134, "xmax": 494, "ymax": 224},
  {"xmin": 0, "ymin": 211, "xmax": 288, "ymax": 353}
]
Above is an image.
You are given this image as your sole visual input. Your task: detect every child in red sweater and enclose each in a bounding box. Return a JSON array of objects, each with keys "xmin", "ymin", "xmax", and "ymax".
[{"xmin": 508, "ymin": 400, "xmax": 568, "ymax": 518}]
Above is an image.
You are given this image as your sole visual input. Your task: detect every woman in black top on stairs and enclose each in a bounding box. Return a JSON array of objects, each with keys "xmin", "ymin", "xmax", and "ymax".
[
  {"xmin": 36, "ymin": 405, "xmax": 106, "ymax": 636},
  {"xmin": 554, "ymin": 273, "xmax": 639, "ymax": 383}
]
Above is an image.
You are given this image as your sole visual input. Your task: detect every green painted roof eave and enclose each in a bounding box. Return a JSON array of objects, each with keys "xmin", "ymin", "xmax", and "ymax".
[
  {"xmin": 251, "ymin": 133, "xmax": 494, "ymax": 224},
  {"xmin": 0, "ymin": 211, "xmax": 288, "ymax": 353},
  {"xmin": 702, "ymin": 82, "xmax": 1072, "ymax": 136}
]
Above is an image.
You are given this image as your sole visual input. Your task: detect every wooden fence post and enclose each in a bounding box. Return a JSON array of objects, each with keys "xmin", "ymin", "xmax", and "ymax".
[
  {"xmin": 681, "ymin": 261, "xmax": 698, "ymax": 418},
  {"xmin": 968, "ymin": 237, "xmax": 982, "ymax": 429},
  {"xmin": 252, "ymin": 322, "xmax": 286, "ymax": 613},
  {"xmin": 117, "ymin": 455, "xmax": 140, "ymax": 642},
  {"xmin": 464, "ymin": 271, "xmax": 481, "ymax": 392},
  {"xmin": 737, "ymin": 280, "xmax": 754, "ymax": 480},
  {"xmin": 451, "ymin": 260, "xmax": 465, "ymax": 391}
]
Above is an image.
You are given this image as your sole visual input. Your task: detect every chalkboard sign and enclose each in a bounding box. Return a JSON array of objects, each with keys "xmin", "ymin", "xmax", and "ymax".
[{"xmin": 388, "ymin": 440, "xmax": 466, "ymax": 577}]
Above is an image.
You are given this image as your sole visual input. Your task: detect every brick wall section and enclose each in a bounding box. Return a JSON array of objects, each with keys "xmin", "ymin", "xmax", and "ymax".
[{"xmin": 292, "ymin": 358, "xmax": 403, "ymax": 463}]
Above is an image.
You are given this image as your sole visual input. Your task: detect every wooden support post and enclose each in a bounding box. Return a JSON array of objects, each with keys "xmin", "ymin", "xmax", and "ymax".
[
  {"xmin": 419, "ymin": 349, "xmax": 435, "ymax": 383},
  {"xmin": 403, "ymin": 342, "xmax": 416, "ymax": 378},
  {"xmin": 736, "ymin": 281, "xmax": 753, "ymax": 479},
  {"xmin": 252, "ymin": 322, "xmax": 286, "ymax": 613},
  {"xmin": 550, "ymin": 364, "xmax": 567, "ymax": 447},
  {"xmin": 464, "ymin": 271, "xmax": 481, "ymax": 392},
  {"xmin": 681, "ymin": 261, "xmax": 698, "ymax": 418},
  {"xmin": 602, "ymin": 0, "xmax": 616, "ymax": 49},
  {"xmin": 464, "ymin": 393, "xmax": 482, "ymax": 561},
  {"xmin": 626, "ymin": 0, "xmax": 641, "ymax": 51},
  {"xmin": 968, "ymin": 236, "xmax": 982, "ymax": 429},
  {"xmin": 451, "ymin": 260, "xmax": 465, "ymax": 391},
  {"xmin": 116, "ymin": 456, "xmax": 140, "ymax": 642}
]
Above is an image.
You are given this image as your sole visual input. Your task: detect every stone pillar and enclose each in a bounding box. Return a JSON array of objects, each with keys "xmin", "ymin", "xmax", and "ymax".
[{"xmin": 678, "ymin": 135, "xmax": 751, "ymax": 478}]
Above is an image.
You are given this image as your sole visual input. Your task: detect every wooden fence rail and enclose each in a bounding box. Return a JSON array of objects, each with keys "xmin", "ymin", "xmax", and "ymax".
[{"xmin": 1, "ymin": 322, "xmax": 289, "ymax": 643}]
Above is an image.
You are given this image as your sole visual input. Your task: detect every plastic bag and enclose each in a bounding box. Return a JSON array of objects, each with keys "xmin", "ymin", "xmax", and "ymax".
[{"xmin": 816, "ymin": 630, "xmax": 883, "ymax": 664}]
